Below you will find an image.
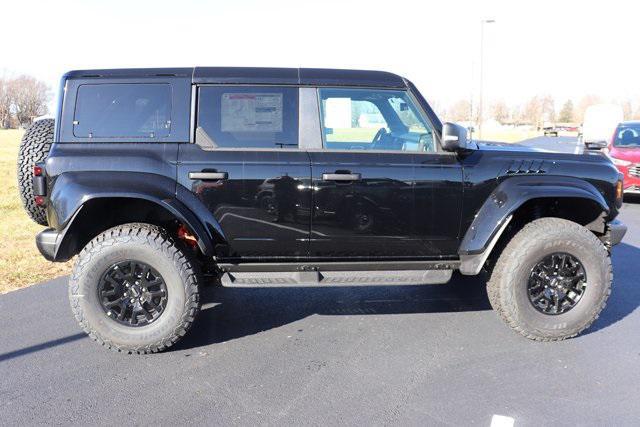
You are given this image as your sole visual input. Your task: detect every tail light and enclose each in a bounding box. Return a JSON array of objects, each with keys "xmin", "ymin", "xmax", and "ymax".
[{"xmin": 33, "ymin": 163, "xmax": 47, "ymax": 204}]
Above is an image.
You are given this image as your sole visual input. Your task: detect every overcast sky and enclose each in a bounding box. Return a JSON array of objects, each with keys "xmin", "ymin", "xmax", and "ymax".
[{"xmin": 2, "ymin": 0, "xmax": 638, "ymax": 111}]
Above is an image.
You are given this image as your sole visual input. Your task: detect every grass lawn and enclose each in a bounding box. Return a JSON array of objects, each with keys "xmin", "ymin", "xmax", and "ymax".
[{"xmin": 0, "ymin": 130, "xmax": 72, "ymax": 293}]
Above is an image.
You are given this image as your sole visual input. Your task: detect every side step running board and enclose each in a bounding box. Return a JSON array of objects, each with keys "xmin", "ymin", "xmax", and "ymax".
[
  {"xmin": 220, "ymin": 269, "xmax": 453, "ymax": 287},
  {"xmin": 218, "ymin": 260, "xmax": 459, "ymax": 273}
]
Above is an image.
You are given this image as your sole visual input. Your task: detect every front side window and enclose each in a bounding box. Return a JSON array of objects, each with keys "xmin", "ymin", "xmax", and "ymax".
[
  {"xmin": 197, "ymin": 86, "xmax": 298, "ymax": 148},
  {"xmin": 319, "ymin": 88, "xmax": 435, "ymax": 152},
  {"xmin": 73, "ymin": 84, "xmax": 171, "ymax": 138}
]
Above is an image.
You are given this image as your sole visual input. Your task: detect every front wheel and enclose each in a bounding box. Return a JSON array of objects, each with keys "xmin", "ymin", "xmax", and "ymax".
[
  {"xmin": 487, "ymin": 217, "xmax": 612, "ymax": 341},
  {"xmin": 69, "ymin": 223, "xmax": 201, "ymax": 353}
]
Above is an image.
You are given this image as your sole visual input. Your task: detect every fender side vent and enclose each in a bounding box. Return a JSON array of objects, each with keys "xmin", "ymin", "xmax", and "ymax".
[{"xmin": 505, "ymin": 159, "xmax": 548, "ymax": 175}]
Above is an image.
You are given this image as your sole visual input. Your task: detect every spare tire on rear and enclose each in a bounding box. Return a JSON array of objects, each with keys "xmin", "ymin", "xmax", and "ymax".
[{"xmin": 17, "ymin": 118, "xmax": 55, "ymax": 226}]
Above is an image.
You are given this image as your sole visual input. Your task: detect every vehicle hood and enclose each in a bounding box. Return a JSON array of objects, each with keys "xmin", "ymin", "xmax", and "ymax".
[
  {"xmin": 475, "ymin": 140, "xmax": 549, "ymax": 153},
  {"xmin": 609, "ymin": 145, "xmax": 640, "ymax": 163}
]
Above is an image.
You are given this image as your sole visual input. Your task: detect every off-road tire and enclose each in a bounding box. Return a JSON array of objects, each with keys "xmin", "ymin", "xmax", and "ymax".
[
  {"xmin": 69, "ymin": 223, "xmax": 201, "ymax": 354},
  {"xmin": 17, "ymin": 118, "xmax": 55, "ymax": 225},
  {"xmin": 487, "ymin": 217, "xmax": 612, "ymax": 341}
]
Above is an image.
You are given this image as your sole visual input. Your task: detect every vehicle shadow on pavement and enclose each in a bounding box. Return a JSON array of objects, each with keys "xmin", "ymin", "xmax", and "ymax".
[
  {"xmin": 586, "ymin": 242, "xmax": 640, "ymax": 334},
  {"xmin": 0, "ymin": 333, "xmax": 86, "ymax": 363},
  {"xmin": 175, "ymin": 239, "xmax": 640, "ymax": 350},
  {"xmin": 173, "ymin": 273, "xmax": 492, "ymax": 351}
]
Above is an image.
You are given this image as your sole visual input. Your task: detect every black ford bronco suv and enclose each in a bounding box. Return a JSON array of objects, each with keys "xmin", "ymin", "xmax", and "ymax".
[{"xmin": 18, "ymin": 67, "xmax": 627, "ymax": 353}]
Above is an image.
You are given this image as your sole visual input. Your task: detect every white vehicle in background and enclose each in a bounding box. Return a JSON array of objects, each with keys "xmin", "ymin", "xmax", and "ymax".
[
  {"xmin": 358, "ymin": 113, "xmax": 387, "ymax": 128},
  {"xmin": 580, "ymin": 104, "xmax": 623, "ymax": 150}
]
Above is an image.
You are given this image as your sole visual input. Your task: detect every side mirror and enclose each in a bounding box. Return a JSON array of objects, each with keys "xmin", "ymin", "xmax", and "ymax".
[{"xmin": 441, "ymin": 122, "xmax": 470, "ymax": 152}]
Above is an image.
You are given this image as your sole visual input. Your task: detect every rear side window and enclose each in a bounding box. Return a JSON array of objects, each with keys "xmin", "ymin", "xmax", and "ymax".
[
  {"xmin": 73, "ymin": 84, "xmax": 171, "ymax": 139},
  {"xmin": 197, "ymin": 86, "xmax": 298, "ymax": 148}
]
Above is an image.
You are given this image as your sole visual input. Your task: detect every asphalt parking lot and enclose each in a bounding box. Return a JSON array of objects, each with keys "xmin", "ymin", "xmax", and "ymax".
[{"xmin": 1, "ymin": 137, "xmax": 639, "ymax": 426}]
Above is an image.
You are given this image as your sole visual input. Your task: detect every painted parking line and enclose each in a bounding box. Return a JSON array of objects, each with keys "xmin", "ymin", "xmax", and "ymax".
[
  {"xmin": 574, "ymin": 138, "xmax": 582, "ymax": 154},
  {"xmin": 490, "ymin": 415, "xmax": 515, "ymax": 427}
]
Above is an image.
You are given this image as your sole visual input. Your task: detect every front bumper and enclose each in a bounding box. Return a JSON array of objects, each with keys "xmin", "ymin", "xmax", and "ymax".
[
  {"xmin": 35, "ymin": 228, "xmax": 61, "ymax": 262},
  {"xmin": 607, "ymin": 220, "xmax": 627, "ymax": 246}
]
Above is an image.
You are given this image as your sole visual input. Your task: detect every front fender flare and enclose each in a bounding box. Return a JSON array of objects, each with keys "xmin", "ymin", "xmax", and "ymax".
[{"xmin": 458, "ymin": 176, "xmax": 609, "ymax": 275}]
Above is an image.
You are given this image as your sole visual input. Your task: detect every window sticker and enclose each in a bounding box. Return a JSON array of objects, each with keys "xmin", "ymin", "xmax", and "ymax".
[{"xmin": 221, "ymin": 93, "xmax": 283, "ymax": 132}]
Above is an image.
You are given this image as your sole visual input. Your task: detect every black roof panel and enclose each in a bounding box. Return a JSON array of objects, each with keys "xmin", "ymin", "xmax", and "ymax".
[
  {"xmin": 193, "ymin": 67, "xmax": 299, "ymax": 85},
  {"xmin": 63, "ymin": 68, "xmax": 193, "ymax": 79},
  {"xmin": 299, "ymin": 68, "xmax": 405, "ymax": 88},
  {"xmin": 64, "ymin": 67, "xmax": 407, "ymax": 88}
]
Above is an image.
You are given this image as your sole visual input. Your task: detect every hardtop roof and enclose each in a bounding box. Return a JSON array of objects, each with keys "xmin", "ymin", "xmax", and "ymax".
[{"xmin": 63, "ymin": 67, "xmax": 407, "ymax": 88}]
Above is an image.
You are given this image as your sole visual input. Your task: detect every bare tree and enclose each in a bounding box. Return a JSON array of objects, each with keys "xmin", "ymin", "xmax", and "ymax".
[
  {"xmin": 0, "ymin": 78, "xmax": 12, "ymax": 129},
  {"xmin": 509, "ymin": 104, "xmax": 524, "ymax": 124},
  {"xmin": 523, "ymin": 96, "xmax": 542, "ymax": 127},
  {"xmin": 633, "ymin": 102, "xmax": 640, "ymax": 120},
  {"xmin": 9, "ymin": 75, "xmax": 50, "ymax": 127},
  {"xmin": 540, "ymin": 95, "xmax": 555, "ymax": 124},
  {"xmin": 620, "ymin": 99, "xmax": 633, "ymax": 121},
  {"xmin": 446, "ymin": 99, "xmax": 473, "ymax": 122},
  {"xmin": 523, "ymin": 95, "xmax": 555, "ymax": 128},
  {"xmin": 491, "ymin": 100, "xmax": 509, "ymax": 124}
]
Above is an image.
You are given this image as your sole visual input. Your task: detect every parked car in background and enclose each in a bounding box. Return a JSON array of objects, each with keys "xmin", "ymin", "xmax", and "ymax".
[
  {"xmin": 606, "ymin": 121, "xmax": 640, "ymax": 194},
  {"xmin": 580, "ymin": 104, "xmax": 624, "ymax": 150},
  {"xmin": 542, "ymin": 122, "xmax": 558, "ymax": 137}
]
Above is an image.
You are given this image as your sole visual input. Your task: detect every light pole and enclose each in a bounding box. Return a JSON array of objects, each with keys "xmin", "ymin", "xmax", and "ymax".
[{"xmin": 478, "ymin": 18, "xmax": 495, "ymax": 140}]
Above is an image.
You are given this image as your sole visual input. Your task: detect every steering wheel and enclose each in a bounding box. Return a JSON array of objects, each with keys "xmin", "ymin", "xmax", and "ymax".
[{"xmin": 371, "ymin": 127, "xmax": 388, "ymax": 149}]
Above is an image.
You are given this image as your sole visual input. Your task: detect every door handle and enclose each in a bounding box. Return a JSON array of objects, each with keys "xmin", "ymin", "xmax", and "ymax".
[
  {"xmin": 322, "ymin": 173, "xmax": 361, "ymax": 181},
  {"xmin": 189, "ymin": 171, "xmax": 228, "ymax": 180}
]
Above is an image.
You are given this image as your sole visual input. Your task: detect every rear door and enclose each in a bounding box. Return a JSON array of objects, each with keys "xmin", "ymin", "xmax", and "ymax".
[
  {"xmin": 309, "ymin": 87, "xmax": 463, "ymax": 259},
  {"xmin": 177, "ymin": 85, "xmax": 312, "ymax": 260}
]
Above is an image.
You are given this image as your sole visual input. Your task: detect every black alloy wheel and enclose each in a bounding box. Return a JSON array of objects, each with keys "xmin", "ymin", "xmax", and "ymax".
[
  {"xmin": 527, "ymin": 252, "xmax": 587, "ymax": 315},
  {"xmin": 98, "ymin": 260, "xmax": 168, "ymax": 327}
]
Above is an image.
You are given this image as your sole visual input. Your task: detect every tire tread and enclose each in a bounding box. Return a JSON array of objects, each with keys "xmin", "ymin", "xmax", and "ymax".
[
  {"xmin": 487, "ymin": 217, "xmax": 612, "ymax": 341},
  {"xmin": 69, "ymin": 223, "xmax": 201, "ymax": 354},
  {"xmin": 17, "ymin": 119, "xmax": 55, "ymax": 225}
]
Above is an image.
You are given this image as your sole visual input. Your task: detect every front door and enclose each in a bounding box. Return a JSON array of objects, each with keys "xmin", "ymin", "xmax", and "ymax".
[
  {"xmin": 309, "ymin": 87, "xmax": 462, "ymax": 259},
  {"xmin": 177, "ymin": 85, "xmax": 312, "ymax": 260}
]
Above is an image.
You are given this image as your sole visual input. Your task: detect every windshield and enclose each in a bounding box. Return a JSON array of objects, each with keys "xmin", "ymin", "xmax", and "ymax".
[{"xmin": 613, "ymin": 124, "xmax": 640, "ymax": 147}]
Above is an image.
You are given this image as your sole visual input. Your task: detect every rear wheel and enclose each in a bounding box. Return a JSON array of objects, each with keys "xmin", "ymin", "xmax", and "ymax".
[
  {"xmin": 17, "ymin": 119, "xmax": 55, "ymax": 225},
  {"xmin": 69, "ymin": 223, "xmax": 201, "ymax": 353},
  {"xmin": 487, "ymin": 217, "xmax": 612, "ymax": 341}
]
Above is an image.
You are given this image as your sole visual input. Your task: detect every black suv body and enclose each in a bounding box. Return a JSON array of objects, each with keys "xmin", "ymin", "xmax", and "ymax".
[{"xmin": 26, "ymin": 67, "xmax": 627, "ymax": 352}]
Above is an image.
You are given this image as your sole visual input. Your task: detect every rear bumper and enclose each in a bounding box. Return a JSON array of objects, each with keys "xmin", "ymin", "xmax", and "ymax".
[
  {"xmin": 607, "ymin": 220, "xmax": 627, "ymax": 246},
  {"xmin": 35, "ymin": 228, "xmax": 61, "ymax": 262}
]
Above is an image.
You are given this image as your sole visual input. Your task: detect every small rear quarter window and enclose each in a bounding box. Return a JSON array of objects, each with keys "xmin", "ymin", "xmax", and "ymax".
[{"xmin": 73, "ymin": 84, "xmax": 171, "ymax": 139}]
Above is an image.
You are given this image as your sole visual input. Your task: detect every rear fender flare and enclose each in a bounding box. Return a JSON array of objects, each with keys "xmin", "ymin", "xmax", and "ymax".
[{"xmin": 49, "ymin": 172, "xmax": 225, "ymax": 258}]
